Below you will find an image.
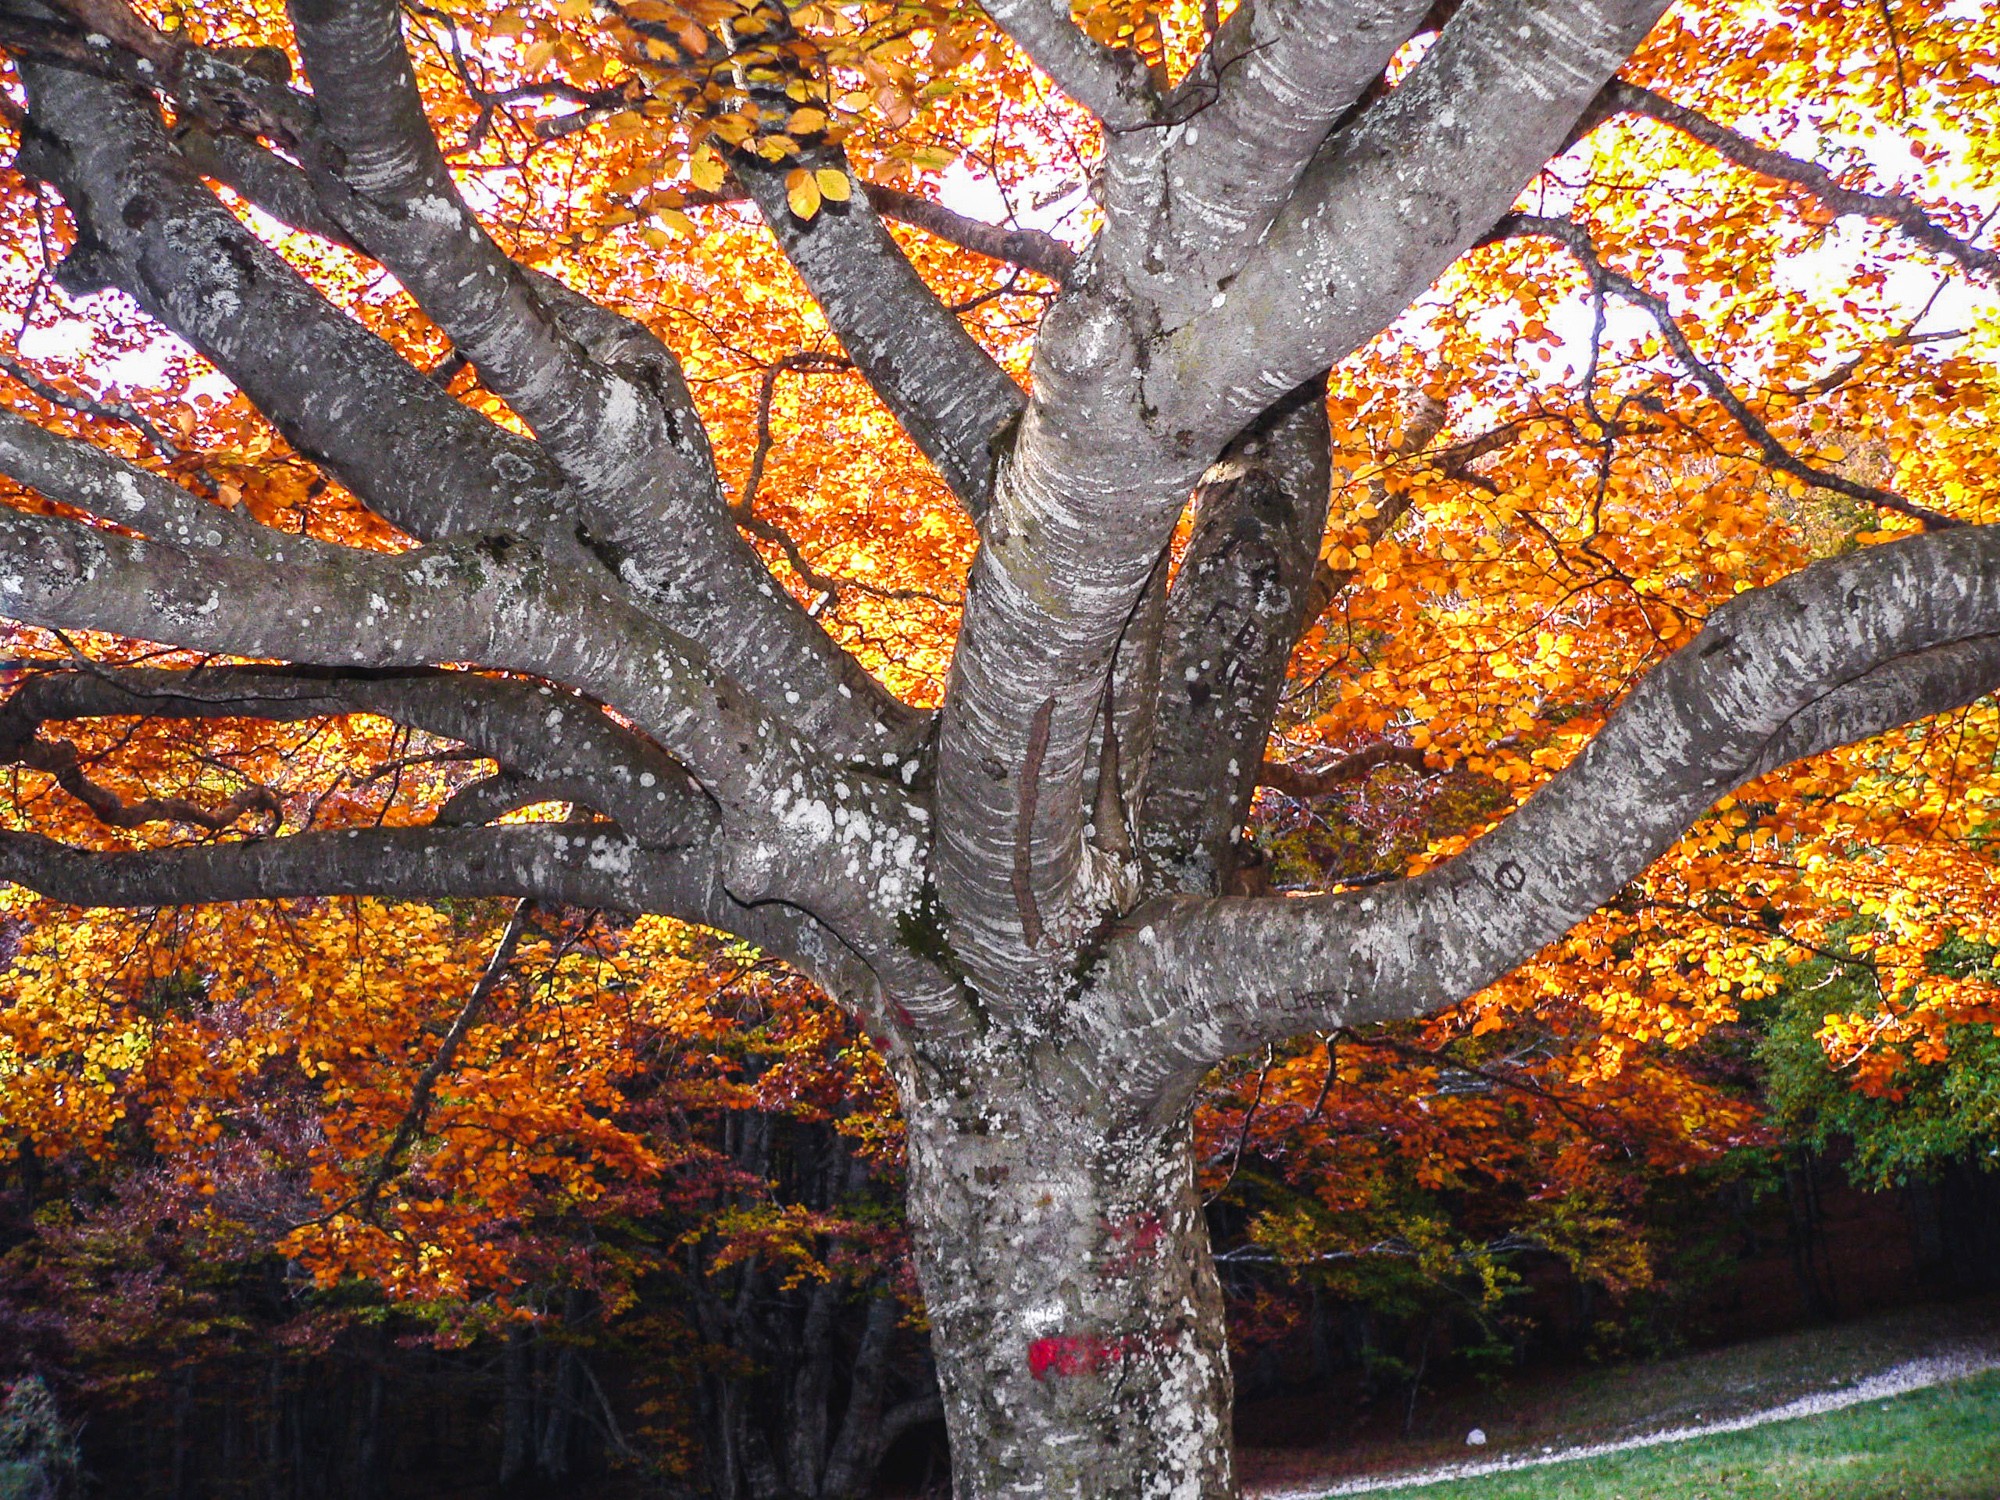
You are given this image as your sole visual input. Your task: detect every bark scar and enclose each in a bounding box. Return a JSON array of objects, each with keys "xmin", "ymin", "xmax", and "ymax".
[{"xmin": 1013, "ymin": 695, "xmax": 1055, "ymax": 947}]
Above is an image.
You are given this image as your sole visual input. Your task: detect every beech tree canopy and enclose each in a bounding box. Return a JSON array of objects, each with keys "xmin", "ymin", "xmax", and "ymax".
[{"xmin": 0, "ymin": 0, "xmax": 1995, "ymax": 1493}]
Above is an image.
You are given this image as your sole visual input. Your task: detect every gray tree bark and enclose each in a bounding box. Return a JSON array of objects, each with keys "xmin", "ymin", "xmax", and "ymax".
[{"xmin": 0, "ymin": 0, "xmax": 1991, "ymax": 1493}]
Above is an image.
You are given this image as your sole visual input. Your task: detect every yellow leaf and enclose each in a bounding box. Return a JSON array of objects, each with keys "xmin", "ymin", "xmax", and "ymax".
[
  {"xmin": 788, "ymin": 107, "xmax": 828, "ymax": 135},
  {"xmin": 814, "ymin": 168, "xmax": 851, "ymax": 203},
  {"xmin": 689, "ymin": 144, "xmax": 726, "ymax": 192},
  {"xmin": 785, "ymin": 167, "xmax": 821, "ymax": 219},
  {"xmin": 657, "ymin": 208, "xmax": 697, "ymax": 237},
  {"xmin": 521, "ymin": 38, "xmax": 558, "ymax": 73}
]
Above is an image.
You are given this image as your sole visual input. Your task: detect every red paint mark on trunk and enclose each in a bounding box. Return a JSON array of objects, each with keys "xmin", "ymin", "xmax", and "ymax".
[
  {"xmin": 1100, "ymin": 1212, "xmax": 1167, "ymax": 1276},
  {"xmin": 1028, "ymin": 1329, "xmax": 1167, "ymax": 1379}
]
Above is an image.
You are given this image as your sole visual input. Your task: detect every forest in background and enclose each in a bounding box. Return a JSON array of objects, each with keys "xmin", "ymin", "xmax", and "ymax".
[{"xmin": 4, "ymin": 896, "xmax": 2000, "ymax": 1497}]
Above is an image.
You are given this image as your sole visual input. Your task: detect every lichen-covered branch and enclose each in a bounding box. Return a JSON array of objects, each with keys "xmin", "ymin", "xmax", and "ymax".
[
  {"xmin": 737, "ymin": 148, "xmax": 1027, "ymax": 523},
  {"xmin": 285, "ymin": 0, "xmax": 920, "ymax": 756},
  {"xmin": 1095, "ymin": 523, "xmax": 2000, "ymax": 1111},
  {"xmin": 973, "ymin": 0, "xmax": 1158, "ymax": 128}
]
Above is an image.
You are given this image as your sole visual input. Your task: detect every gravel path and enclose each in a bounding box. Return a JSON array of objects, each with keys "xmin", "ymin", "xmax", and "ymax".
[{"xmin": 1257, "ymin": 1349, "xmax": 2000, "ymax": 1498}]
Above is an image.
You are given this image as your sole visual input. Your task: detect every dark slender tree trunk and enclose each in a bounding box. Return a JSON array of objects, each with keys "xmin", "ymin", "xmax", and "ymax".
[
  {"xmin": 499, "ymin": 1329, "xmax": 530, "ymax": 1487},
  {"xmin": 1785, "ymin": 1149, "xmax": 1837, "ymax": 1320},
  {"xmin": 352, "ymin": 1360, "xmax": 383, "ymax": 1500}
]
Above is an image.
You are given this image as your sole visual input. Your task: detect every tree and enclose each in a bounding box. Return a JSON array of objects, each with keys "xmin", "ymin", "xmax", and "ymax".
[{"xmin": 0, "ymin": 0, "xmax": 1995, "ymax": 1492}]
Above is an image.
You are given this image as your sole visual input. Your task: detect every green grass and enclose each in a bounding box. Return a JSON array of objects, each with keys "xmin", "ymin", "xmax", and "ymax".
[{"xmin": 1370, "ymin": 1370, "xmax": 2000, "ymax": 1500}]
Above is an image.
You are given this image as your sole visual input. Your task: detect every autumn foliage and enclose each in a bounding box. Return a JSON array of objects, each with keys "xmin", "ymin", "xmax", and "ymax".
[{"xmin": 0, "ymin": 0, "xmax": 1997, "ymax": 1486}]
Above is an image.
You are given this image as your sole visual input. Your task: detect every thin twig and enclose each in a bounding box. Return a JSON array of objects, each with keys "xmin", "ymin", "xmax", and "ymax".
[
  {"xmin": 350, "ymin": 899, "xmax": 534, "ymax": 1219},
  {"xmin": 0, "ymin": 355, "xmax": 182, "ymax": 462},
  {"xmin": 1206, "ymin": 1043, "xmax": 1275, "ymax": 1205}
]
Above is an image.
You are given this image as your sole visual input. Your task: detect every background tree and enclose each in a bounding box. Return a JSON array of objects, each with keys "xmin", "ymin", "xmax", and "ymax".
[{"xmin": 0, "ymin": 0, "xmax": 1996, "ymax": 1494}]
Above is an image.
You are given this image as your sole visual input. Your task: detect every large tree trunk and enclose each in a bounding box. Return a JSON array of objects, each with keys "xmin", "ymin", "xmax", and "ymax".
[{"xmin": 903, "ymin": 1064, "xmax": 1235, "ymax": 1498}]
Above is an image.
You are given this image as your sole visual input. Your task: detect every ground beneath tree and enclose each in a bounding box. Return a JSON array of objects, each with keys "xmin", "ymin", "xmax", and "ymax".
[{"xmin": 1237, "ymin": 1297, "xmax": 2000, "ymax": 1497}]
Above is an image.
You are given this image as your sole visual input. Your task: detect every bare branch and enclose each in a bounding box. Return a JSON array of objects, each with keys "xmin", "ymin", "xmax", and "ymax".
[
  {"xmin": 616, "ymin": 179, "xmax": 1074, "ymax": 281},
  {"xmin": 171, "ymin": 123, "xmax": 364, "ymax": 252},
  {"xmin": 8, "ymin": 732, "xmax": 282, "ymax": 833},
  {"xmin": 0, "ymin": 818, "xmax": 902, "ymax": 1046},
  {"xmin": 1258, "ymin": 742, "xmax": 1430, "ymax": 799},
  {"xmin": 734, "ymin": 351, "xmax": 850, "ymax": 518},
  {"xmin": 0, "ymin": 823, "xmax": 680, "ymax": 911},
  {"xmin": 351, "ymin": 898, "xmax": 533, "ymax": 1218},
  {"xmin": 1599, "ymin": 80, "xmax": 2000, "ymax": 283},
  {"xmin": 862, "ymin": 182, "xmax": 1076, "ymax": 284},
  {"xmin": 1491, "ymin": 213, "xmax": 1962, "ymax": 531}
]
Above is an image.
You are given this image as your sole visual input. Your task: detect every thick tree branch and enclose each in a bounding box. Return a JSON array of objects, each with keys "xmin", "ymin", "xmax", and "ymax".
[
  {"xmin": 1108, "ymin": 0, "xmax": 1434, "ymax": 303},
  {"xmin": 285, "ymin": 0, "xmax": 714, "ymax": 517},
  {"xmin": 10, "ymin": 54, "xmax": 579, "ymax": 553},
  {"xmin": 436, "ymin": 770, "xmax": 597, "ymax": 826},
  {"xmin": 0, "ymin": 655, "xmax": 910, "ymax": 1012},
  {"xmin": 0, "ymin": 822, "xmax": 874, "ymax": 1006},
  {"xmin": 171, "ymin": 122, "xmax": 364, "ymax": 251},
  {"xmin": 1095, "ymin": 523, "xmax": 2000, "ymax": 1111},
  {"xmin": 735, "ymin": 148, "xmax": 1027, "ymax": 523},
  {"xmin": 973, "ymin": 0, "xmax": 1159, "ymax": 129},
  {"xmin": 0, "ymin": 511, "xmax": 965, "ymax": 1034},
  {"xmin": 0, "ymin": 784, "xmax": 895, "ymax": 1032},
  {"xmin": 285, "ymin": 0, "xmax": 921, "ymax": 756},
  {"xmin": 0, "ymin": 823, "xmax": 676, "ymax": 910},
  {"xmin": 1172, "ymin": 0, "xmax": 1674, "ymax": 444},
  {"xmin": 1491, "ymin": 213, "xmax": 1961, "ymax": 531},
  {"xmin": 557, "ymin": 179, "xmax": 1072, "ymax": 282},
  {"xmin": 1137, "ymin": 376, "xmax": 1333, "ymax": 895},
  {"xmin": 0, "ymin": 406, "xmax": 343, "ymax": 564}
]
